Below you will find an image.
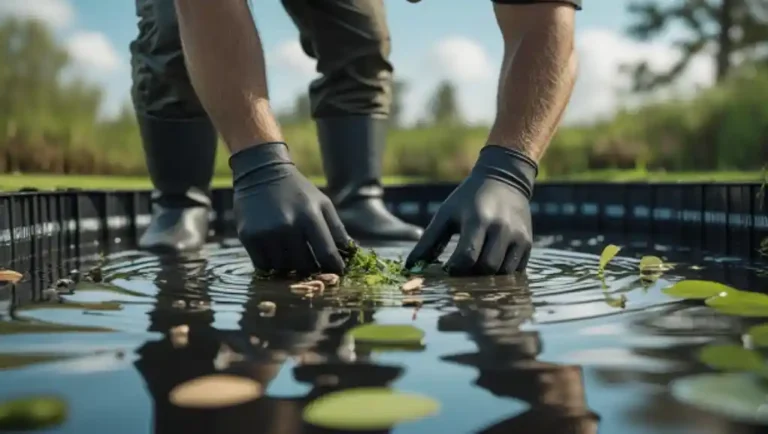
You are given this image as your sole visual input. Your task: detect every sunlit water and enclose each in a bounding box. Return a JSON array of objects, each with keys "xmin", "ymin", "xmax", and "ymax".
[{"xmin": 1, "ymin": 234, "xmax": 767, "ymax": 434}]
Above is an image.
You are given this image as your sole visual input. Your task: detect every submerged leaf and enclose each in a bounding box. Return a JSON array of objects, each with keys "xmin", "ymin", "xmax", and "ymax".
[
  {"xmin": 697, "ymin": 344, "xmax": 765, "ymax": 372},
  {"xmin": 598, "ymin": 244, "xmax": 621, "ymax": 272},
  {"xmin": 347, "ymin": 324, "xmax": 425, "ymax": 347},
  {"xmin": 302, "ymin": 387, "xmax": 440, "ymax": 430},
  {"xmin": 663, "ymin": 280, "xmax": 738, "ymax": 300},
  {"xmin": 670, "ymin": 373, "xmax": 768, "ymax": 425},
  {"xmin": 706, "ymin": 291, "xmax": 768, "ymax": 317},
  {"xmin": 0, "ymin": 396, "xmax": 67, "ymax": 431}
]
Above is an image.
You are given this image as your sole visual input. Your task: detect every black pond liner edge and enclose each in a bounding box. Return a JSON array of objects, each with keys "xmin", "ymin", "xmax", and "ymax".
[{"xmin": 0, "ymin": 181, "xmax": 766, "ymax": 276}]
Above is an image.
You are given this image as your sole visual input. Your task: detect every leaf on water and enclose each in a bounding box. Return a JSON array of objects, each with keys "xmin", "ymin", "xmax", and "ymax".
[
  {"xmin": 697, "ymin": 344, "xmax": 765, "ymax": 372},
  {"xmin": 302, "ymin": 387, "xmax": 440, "ymax": 430},
  {"xmin": 604, "ymin": 294, "xmax": 627, "ymax": 309},
  {"xmin": 662, "ymin": 280, "xmax": 739, "ymax": 300},
  {"xmin": 746, "ymin": 323, "xmax": 768, "ymax": 348},
  {"xmin": 0, "ymin": 396, "xmax": 67, "ymax": 431},
  {"xmin": 598, "ymin": 244, "xmax": 621, "ymax": 272},
  {"xmin": 639, "ymin": 256, "xmax": 665, "ymax": 274},
  {"xmin": 670, "ymin": 373, "xmax": 768, "ymax": 425},
  {"xmin": 0, "ymin": 269, "xmax": 23, "ymax": 284},
  {"xmin": 169, "ymin": 375, "xmax": 262, "ymax": 409},
  {"xmin": 705, "ymin": 290, "xmax": 768, "ymax": 317},
  {"xmin": 347, "ymin": 324, "xmax": 425, "ymax": 347}
]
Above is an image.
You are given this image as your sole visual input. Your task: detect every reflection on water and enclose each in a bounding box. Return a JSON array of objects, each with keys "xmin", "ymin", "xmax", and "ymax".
[{"xmin": 0, "ymin": 235, "xmax": 767, "ymax": 433}]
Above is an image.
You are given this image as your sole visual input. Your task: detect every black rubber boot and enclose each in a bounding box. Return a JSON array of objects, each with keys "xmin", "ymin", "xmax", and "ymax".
[
  {"xmin": 316, "ymin": 116, "xmax": 423, "ymax": 242},
  {"xmin": 137, "ymin": 114, "xmax": 218, "ymax": 254}
]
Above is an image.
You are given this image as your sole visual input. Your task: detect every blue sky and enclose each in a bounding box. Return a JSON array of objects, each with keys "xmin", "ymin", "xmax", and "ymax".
[{"xmin": 1, "ymin": 0, "xmax": 714, "ymax": 125}]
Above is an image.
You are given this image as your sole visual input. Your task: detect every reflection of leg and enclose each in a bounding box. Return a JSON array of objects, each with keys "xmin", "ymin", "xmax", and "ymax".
[
  {"xmin": 281, "ymin": 0, "xmax": 423, "ymax": 242},
  {"xmin": 130, "ymin": 0, "xmax": 217, "ymax": 254}
]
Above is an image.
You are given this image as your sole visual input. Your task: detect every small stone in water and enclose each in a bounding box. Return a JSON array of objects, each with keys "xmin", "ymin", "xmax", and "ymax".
[
  {"xmin": 169, "ymin": 375, "xmax": 262, "ymax": 409},
  {"xmin": 258, "ymin": 301, "xmax": 276, "ymax": 317},
  {"xmin": 170, "ymin": 325, "xmax": 189, "ymax": 348},
  {"xmin": 401, "ymin": 278, "xmax": 424, "ymax": 293},
  {"xmin": 303, "ymin": 280, "xmax": 326, "ymax": 292},
  {"xmin": 453, "ymin": 292, "xmax": 471, "ymax": 301},
  {"xmin": 315, "ymin": 273, "xmax": 340, "ymax": 286},
  {"xmin": 0, "ymin": 269, "xmax": 23, "ymax": 284}
]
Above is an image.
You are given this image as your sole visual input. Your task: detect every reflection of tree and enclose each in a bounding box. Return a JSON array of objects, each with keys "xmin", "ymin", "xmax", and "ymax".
[
  {"xmin": 438, "ymin": 277, "xmax": 599, "ymax": 433},
  {"xmin": 133, "ymin": 257, "xmax": 401, "ymax": 434}
]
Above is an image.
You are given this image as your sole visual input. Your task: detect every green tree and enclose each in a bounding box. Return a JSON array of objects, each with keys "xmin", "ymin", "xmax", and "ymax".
[
  {"xmin": 428, "ymin": 80, "xmax": 462, "ymax": 125},
  {"xmin": 624, "ymin": 0, "xmax": 768, "ymax": 92}
]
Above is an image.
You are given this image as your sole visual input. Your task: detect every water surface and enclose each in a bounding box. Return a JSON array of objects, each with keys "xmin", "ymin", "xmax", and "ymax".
[{"xmin": 1, "ymin": 234, "xmax": 766, "ymax": 434}]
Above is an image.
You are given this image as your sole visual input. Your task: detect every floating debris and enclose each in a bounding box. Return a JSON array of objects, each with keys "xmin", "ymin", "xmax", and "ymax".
[
  {"xmin": 303, "ymin": 280, "xmax": 326, "ymax": 292},
  {"xmin": 400, "ymin": 278, "xmax": 424, "ymax": 293},
  {"xmin": 169, "ymin": 375, "xmax": 262, "ymax": 409},
  {"xmin": 452, "ymin": 292, "xmax": 471, "ymax": 302}
]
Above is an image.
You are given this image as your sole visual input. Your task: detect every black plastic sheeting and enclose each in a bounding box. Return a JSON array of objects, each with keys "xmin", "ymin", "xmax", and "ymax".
[{"xmin": 1, "ymin": 182, "xmax": 766, "ymax": 270}]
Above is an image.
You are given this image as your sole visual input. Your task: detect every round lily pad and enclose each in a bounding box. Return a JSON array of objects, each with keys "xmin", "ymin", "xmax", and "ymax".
[
  {"xmin": 670, "ymin": 373, "xmax": 768, "ymax": 425},
  {"xmin": 662, "ymin": 280, "xmax": 738, "ymax": 300},
  {"xmin": 302, "ymin": 387, "xmax": 440, "ymax": 430},
  {"xmin": 169, "ymin": 374, "xmax": 262, "ymax": 409},
  {"xmin": 705, "ymin": 291, "xmax": 768, "ymax": 317},
  {"xmin": 697, "ymin": 344, "xmax": 764, "ymax": 372},
  {"xmin": 0, "ymin": 396, "xmax": 67, "ymax": 431},
  {"xmin": 347, "ymin": 324, "xmax": 425, "ymax": 347}
]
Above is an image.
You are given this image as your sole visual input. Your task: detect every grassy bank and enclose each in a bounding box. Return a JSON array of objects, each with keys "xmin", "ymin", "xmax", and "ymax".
[{"xmin": 0, "ymin": 170, "xmax": 762, "ymax": 192}]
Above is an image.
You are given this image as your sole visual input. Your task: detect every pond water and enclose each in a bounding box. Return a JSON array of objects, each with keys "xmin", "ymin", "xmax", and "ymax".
[{"xmin": 1, "ymin": 234, "xmax": 768, "ymax": 434}]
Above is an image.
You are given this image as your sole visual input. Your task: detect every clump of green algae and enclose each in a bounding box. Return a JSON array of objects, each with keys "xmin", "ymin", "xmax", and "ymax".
[{"xmin": 253, "ymin": 242, "xmax": 421, "ymax": 287}]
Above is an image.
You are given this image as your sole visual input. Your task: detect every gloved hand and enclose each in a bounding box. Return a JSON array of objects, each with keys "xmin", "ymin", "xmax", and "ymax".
[
  {"xmin": 230, "ymin": 142, "xmax": 353, "ymax": 276},
  {"xmin": 406, "ymin": 145, "xmax": 537, "ymax": 276}
]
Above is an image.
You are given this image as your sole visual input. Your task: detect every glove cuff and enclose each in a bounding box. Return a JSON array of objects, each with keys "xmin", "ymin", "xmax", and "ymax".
[
  {"xmin": 473, "ymin": 145, "xmax": 538, "ymax": 200},
  {"xmin": 229, "ymin": 142, "xmax": 293, "ymax": 181}
]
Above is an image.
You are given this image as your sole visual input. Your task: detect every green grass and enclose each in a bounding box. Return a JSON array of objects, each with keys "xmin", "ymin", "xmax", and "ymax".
[
  {"xmin": 0, "ymin": 170, "xmax": 763, "ymax": 192},
  {"xmin": 546, "ymin": 169, "xmax": 766, "ymax": 182},
  {"xmin": 0, "ymin": 174, "xmax": 422, "ymax": 192}
]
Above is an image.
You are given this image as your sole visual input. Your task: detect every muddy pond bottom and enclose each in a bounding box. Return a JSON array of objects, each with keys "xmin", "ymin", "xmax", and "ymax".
[{"xmin": 1, "ymin": 235, "xmax": 767, "ymax": 434}]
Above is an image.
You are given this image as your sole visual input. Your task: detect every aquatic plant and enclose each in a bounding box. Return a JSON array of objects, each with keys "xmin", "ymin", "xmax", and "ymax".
[
  {"xmin": 597, "ymin": 244, "xmax": 621, "ymax": 277},
  {"xmin": 346, "ymin": 324, "xmax": 426, "ymax": 351}
]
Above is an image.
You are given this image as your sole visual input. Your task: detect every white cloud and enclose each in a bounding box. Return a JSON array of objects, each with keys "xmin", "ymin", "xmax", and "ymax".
[
  {"xmin": 564, "ymin": 29, "xmax": 715, "ymax": 125},
  {"xmin": 271, "ymin": 40, "xmax": 317, "ymax": 77},
  {"xmin": 0, "ymin": 0, "xmax": 75, "ymax": 29},
  {"xmin": 429, "ymin": 36, "xmax": 494, "ymax": 83},
  {"xmin": 65, "ymin": 31, "xmax": 122, "ymax": 73}
]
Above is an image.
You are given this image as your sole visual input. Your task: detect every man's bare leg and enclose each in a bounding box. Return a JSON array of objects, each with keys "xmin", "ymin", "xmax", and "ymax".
[
  {"xmin": 406, "ymin": 2, "xmax": 579, "ymax": 276},
  {"xmin": 174, "ymin": 0, "xmax": 283, "ymax": 153},
  {"xmin": 172, "ymin": 0, "xmax": 353, "ymax": 276}
]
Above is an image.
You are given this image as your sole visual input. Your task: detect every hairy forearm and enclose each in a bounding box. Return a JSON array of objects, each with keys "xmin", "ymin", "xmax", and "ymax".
[
  {"xmin": 489, "ymin": 4, "xmax": 578, "ymax": 162},
  {"xmin": 174, "ymin": 0, "xmax": 283, "ymax": 153}
]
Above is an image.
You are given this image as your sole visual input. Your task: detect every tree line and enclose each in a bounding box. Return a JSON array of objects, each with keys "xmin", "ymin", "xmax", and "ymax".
[{"xmin": 0, "ymin": 0, "xmax": 766, "ymax": 179}]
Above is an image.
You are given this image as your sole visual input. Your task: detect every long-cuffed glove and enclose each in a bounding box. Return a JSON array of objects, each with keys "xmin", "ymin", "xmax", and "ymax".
[
  {"xmin": 230, "ymin": 142, "xmax": 353, "ymax": 276},
  {"xmin": 405, "ymin": 145, "xmax": 537, "ymax": 276}
]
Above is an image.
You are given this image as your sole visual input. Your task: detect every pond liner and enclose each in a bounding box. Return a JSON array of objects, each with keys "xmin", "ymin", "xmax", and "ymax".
[{"xmin": 0, "ymin": 182, "xmax": 765, "ymax": 285}]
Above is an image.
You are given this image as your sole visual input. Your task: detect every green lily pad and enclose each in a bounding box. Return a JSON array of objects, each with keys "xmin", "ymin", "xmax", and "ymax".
[
  {"xmin": 746, "ymin": 323, "xmax": 768, "ymax": 348},
  {"xmin": 0, "ymin": 396, "xmax": 67, "ymax": 431},
  {"xmin": 347, "ymin": 324, "xmax": 425, "ymax": 348},
  {"xmin": 706, "ymin": 291, "xmax": 768, "ymax": 317},
  {"xmin": 670, "ymin": 373, "xmax": 768, "ymax": 425},
  {"xmin": 302, "ymin": 387, "xmax": 440, "ymax": 430},
  {"xmin": 697, "ymin": 344, "xmax": 765, "ymax": 372},
  {"xmin": 598, "ymin": 244, "xmax": 621, "ymax": 272},
  {"xmin": 662, "ymin": 280, "xmax": 738, "ymax": 300}
]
